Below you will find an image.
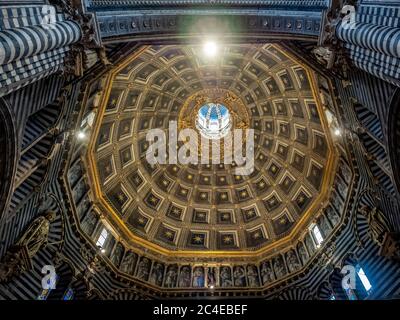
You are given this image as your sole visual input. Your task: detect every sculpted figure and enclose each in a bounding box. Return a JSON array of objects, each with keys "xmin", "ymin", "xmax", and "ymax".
[
  {"xmin": 332, "ymin": 193, "xmax": 344, "ymax": 212},
  {"xmin": 207, "ymin": 267, "xmax": 217, "ymax": 287},
  {"xmin": 149, "ymin": 262, "xmax": 164, "ymax": 286},
  {"xmin": 164, "ymin": 265, "xmax": 178, "ymax": 288},
  {"xmin": 286, "ymin": 250, "xmax": 301, "ymax": 273},
  {"xmin": 0, "ymin": 248, "xmax": 25, "ymax": 283},
  {"xmin": 120, "ymin": 251, "xmax": 137, "ymax": 275},
  {"xmin": 68, "ymin": 163, "xmax": 82, "ymax": 186},
  {"xmin": 360, "ymin": 205, "xmax": 392, "ymax": 246},
  {"xmin": 16, "ymin": 211, "xmax": 56, "ymax": 258},
  {"xmin": 220, "ymin": 266, "xmax": 232, "ymax": 287},
  {"xmin": 178, "ymin": 266, "xmax": 191, "ymax": 287},
  {"xmin": 326, "ymin": 206, "xmax": 340, "ymax": 226},
  {"xmin": 192, "ymin": 267, "xmax": 205, "ymax": 288},
  {"xmin": 273, "ymin": 256, "xmax": 287, "ymax": 279},
  {"xmin": 136, "ymin": 257, "xmax": 151, "ymax": 281},
  {"xmin": 312, "ymin": 46, "xmax": 335, "ymax": 69},
  {"xmin": 336, "ymin": 178, "xmax": 347, "ymax": 197},
  {"xmin": 246, "ymin": 265, "xmax": 260, "ymax": 287},
  {"xmin": 73, "ymin": 180, "xmax": 86, "ymax": 202},
  {"xmin": 305, "ymin": 234, "xmax": 316, "ymax": 255},
  {"xmin": 111, "ymin": 243, "xmax": 124, "ymax": 267},
  {"xmin": 297, "ymin": 243, "xmax": 309, "ymax": 265},
  {"xmin": 81, "ymin": 210, "xmax": 98, "ymax": 235},
  {"xmin": 340, "ymin": 162, "xmax": 352, "ymax": 182},
  {"xmin": 260, "ymin": 261, "xmax": 275, "ymax": 284},
  {"xmin": 77, "ymin": 197, "xmax": 91, "ymax": 219},
  {"xmin": 233, "ymin": 266, "xmax": 246, "ymax": 287},
  {"xmin": 319, "ymin": 214, "xmax": 332, "ymax": 237}
]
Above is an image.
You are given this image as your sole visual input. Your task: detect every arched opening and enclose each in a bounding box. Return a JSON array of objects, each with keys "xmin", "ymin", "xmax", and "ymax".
[{"xmin": 0, "ymin": 98, "xmax": 17, "ymax": 220}]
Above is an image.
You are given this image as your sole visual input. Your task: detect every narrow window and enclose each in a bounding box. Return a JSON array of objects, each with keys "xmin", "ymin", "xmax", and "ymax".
[
  {"xmin": 312, "ymin": 225, "xmax": 324, "ymax": 247},
  {"xmin": 96, "ymin": 227, "xmax": 108, "ymax": 248},
  {"xmin": 356, "ymin": 265, "xmax": 372, "ymax": 293}
]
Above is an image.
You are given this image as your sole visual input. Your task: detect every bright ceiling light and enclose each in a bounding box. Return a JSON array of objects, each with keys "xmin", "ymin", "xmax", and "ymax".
[
  {"xmin": 77, "ymin": 131, "xmax": 86, "ymax": 140},
  {"xmin": 203, "ymin": 41, "xmax": 218, "ymax": 57},
  {"xmin": 334, "ymin": 128, "xmax": 342, "ymax": 136}
]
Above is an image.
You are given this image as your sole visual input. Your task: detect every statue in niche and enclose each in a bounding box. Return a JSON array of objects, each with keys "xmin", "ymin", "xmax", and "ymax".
[
  {"xmin": 233, "ymin": 266, "xmax": 246, "ymax": 287},
  {"xmin": 273, "ymin": 256, "xmax": 287, "ymax": 279},
  {"xmin": 326, "ymin": 206, "xmax": 340, "ymax": 226},
  {"xmin": 81, "ymin": 210, "xmax": 98, "ymax": 236},
  {"xmin": 178, "ymin": 266, "xmax": 191, "ymax": 287},
  {"xmin": 305, "ymin": 234, "xmax": 316, "ymax": 255},
  {"xmin": 207, "ymin": 267, "xmax": 217, "ymax": 287},
  {"xmin": 73, "ymin": 179, "xmax": 87, "ymax": 203},
  {"xmin": 260, "ymin": 261, "xmax": 275, "ymax": 285},
  {"xmin": 220, "ymin": 266, "xmax": 232, "ymax": 287},
  {"xmin": 149, "ymin": 262, "xmax": 164, "ymax": 286},
  {"xmin": 340, "ymin": 162, "xmax": 352, "ymax": 183},
  {"xmin": 246, "ymin": 265, "xmax": 260, "ymax": 287},
  {"xmin": 77, "ymin": 196, "xmax": 91, "ymax": 219},
  {"xmin": 164, "ymin": 265, "xmax": 178, "ymax": 288},
  {"xmin": 68, "ymin": 162, "xmax": 82, "ymax": 187},
  {"xmin": 0, "ymin": 212, "xmax": 56, "ymax": 283},
  {"xmin": 110, "ymin": 243, "xmax": 124, "ymax": 267},
  {"xmin": 120, "ymin": 251, "xmax": 137, "ymax": 275},
  {"xmin": 336, "ymin": 178, "xmax": 347, "ymax": 198},
  {"xmin": 136, "ymin": 257, "xmax": 151, "ymax": 281},
  {"xmin": 192, "ymin": 267, "xmax": 205, "ymax": 288},
  {"xmin": 16, "ymin": 211, "xmax": 56, "ymax": 258},
  {"xmin": 297, "ymin": 242, "xmax": 309, "ymax": 265},
  {"xmin": 286, "ymin": 250, "xmax": 301, "ymax": 273},
  {"xmin": 332, "ymin": 193, "xmax": 344, "ymax": 212},
  {"xmin": 319, "ymin": 214, "xmax": 332, "ymax": 237},
  {"xmin": 359, "ymin": 205, "xmax": 392, "ymax": 247}
]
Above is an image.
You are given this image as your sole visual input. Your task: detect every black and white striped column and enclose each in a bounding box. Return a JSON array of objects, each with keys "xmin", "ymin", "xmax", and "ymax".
[
  {"xmin": 335, "ymin": 3, "xmax": 400, "ymax": 87},
  {"xmin": 0, "ymin": 20, "xmax": 81, "ymax": 65},
  {"xmin": 0, "ymin": 5, "xmax": 82, "ymax": 97}
]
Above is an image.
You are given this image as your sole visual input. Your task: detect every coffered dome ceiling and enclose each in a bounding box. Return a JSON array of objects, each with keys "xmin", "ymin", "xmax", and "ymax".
[{"xmin": 87, "ymin": 43, "xmax": 338, "ymax": 258}]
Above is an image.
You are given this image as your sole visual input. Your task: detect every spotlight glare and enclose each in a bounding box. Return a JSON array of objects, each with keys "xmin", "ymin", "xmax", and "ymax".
[
  {"xmin": 101, "ymin": 248, "xmax": 106, "ymax": 254},
  {"xmin": 209, "ymin": 285, "xmax": 214, "ymax": 289},
  {"xmin": 77, "ymin": 131, "xmax": 86, "ymax": 140},
  {"xmin": 334, "ymin": 128, "xmax": 341, "ymax": 136},
  {"xmin": 203, "ymin": 41, "xmax": 218, "ymax": 57}
]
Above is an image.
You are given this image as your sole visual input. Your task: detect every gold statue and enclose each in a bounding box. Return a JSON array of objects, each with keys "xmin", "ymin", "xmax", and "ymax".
[
  {"xmin": 0, "ymin": 211, "xmax": 56, "ymax": 283},
  {"xmin": 16, "ymin": 211, "xmax": 56, "ymax": 258}
]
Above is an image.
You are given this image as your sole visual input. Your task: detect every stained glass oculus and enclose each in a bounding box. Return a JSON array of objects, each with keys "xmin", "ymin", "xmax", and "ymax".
[{"xmin": 196, "ymin": 103, "xmax": 231, "ymax": 139}]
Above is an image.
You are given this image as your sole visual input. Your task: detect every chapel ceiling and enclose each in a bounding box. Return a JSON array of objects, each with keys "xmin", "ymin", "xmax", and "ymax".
[{"xmin": 87, "ymin": 43, "xmax": 338, "ymax": 256}]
